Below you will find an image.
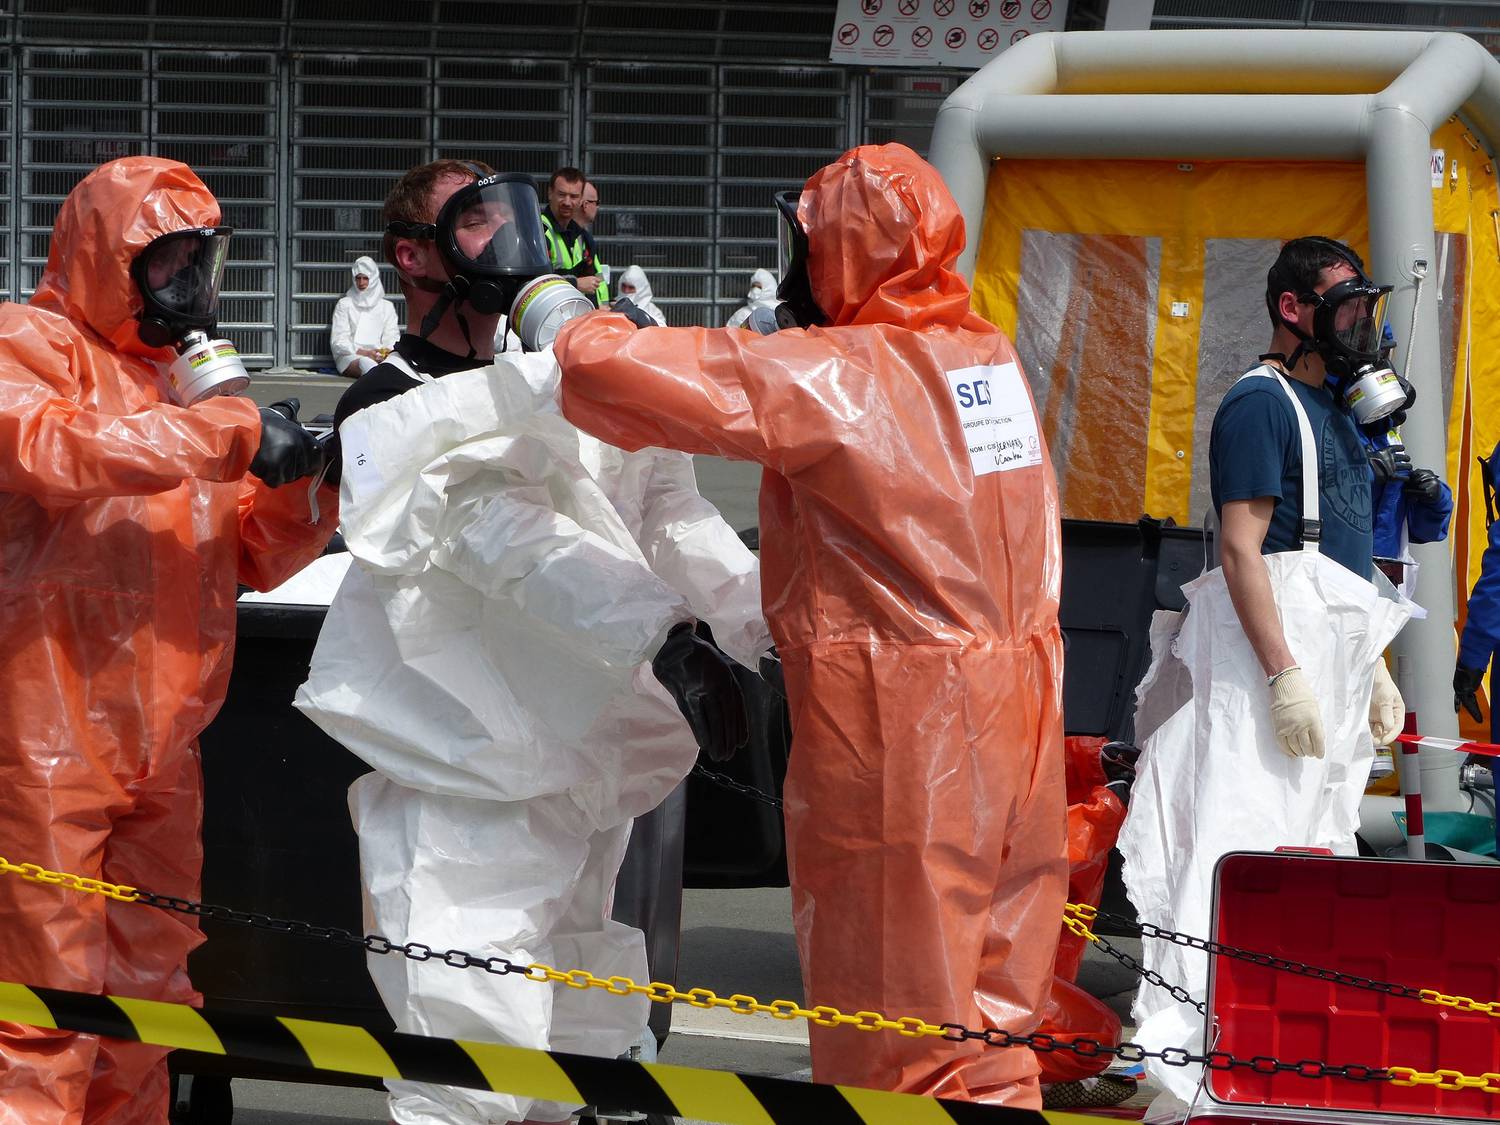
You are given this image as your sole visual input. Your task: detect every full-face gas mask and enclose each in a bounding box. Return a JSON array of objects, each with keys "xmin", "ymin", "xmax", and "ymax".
[
  {"xmin": 1272, "ymin": 242, "xmax": 1412, "ymax": 426},
  {"xmin": 772, "ymin": 190, "xmax": 828, "ymax": 331},
  {"xmin": 131, "ymin": 226, "xmax": 251, "ymax": 404},
  {"xmin": 386, "ymin": 172, "xmax": 554, "ymax": 355}
]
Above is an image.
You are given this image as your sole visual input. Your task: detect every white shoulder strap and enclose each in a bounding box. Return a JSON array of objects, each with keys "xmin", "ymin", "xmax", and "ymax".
[
  {"xmin": 1236, "ymin": 365, "xmax": 1321, "ymax": 553},
  {"xmin": 383, "ymin": 350, "xmax": 437, "ymax": 385}
]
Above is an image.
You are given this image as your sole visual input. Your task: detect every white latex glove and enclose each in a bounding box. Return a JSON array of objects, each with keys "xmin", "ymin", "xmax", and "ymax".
[
  {"xmin": 1370, "ymin": 658, "xmax": 1405, "ymax": 747},
  {"xmin": 1269, "ymin": 666, "xmax": 1324, "ymax": 759}
]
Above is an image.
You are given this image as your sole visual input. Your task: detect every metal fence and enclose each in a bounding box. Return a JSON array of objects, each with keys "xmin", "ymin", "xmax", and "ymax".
[
  {"xmin": 1152, "ymin": 0, "xmax": 1500, "ymax": 51},
  {"xmin": 0, "ymin": 0, "xmax": 963, "ymax": 368}
]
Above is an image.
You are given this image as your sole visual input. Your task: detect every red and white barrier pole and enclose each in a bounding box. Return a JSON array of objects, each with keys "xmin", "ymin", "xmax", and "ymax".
[
  {"xmin": 1392, "ymin": 728, "xmax": 1500, "ymax": 859},
  {"xmin": 1395, "ymin": 713, "xmax": 1423, "ymax": 859}
]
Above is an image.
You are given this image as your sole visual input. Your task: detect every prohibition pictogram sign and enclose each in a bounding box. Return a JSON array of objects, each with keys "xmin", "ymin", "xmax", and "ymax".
[
  {"xmin": 861, "ymin": 0, "xmax": 882, "ymax": 14},
  {"xmin": 837, "ymin": 21, "xmax": 860, "ymax": 44},
  {"xmin": 912, "ymin": 25, "xmax": 933, "ymax": 47},
  {"xmin": 1000, "ymin": 0, "xmax": 1021, "ymax": 18},
  {"xmin": 1011, "ymin": 28, "xmax": 1030, "ymax": 43},
  {"xmin": 873, "ymin": 23, "xmax": 896, "ymax": 46},
  {"xmin": 1032, "ymin": 0, "xmax": 1052, "ymax": 18},
  {"xmin": 934, "ymin": 0, "xmax": 955, "ymax": 13},
  {"xmin": 945, "ymin": 25, "xmax": 967, "ymax": 48},
  {"xmin": 977, "ymin": 27, "xmax": 1000, "ymax": 51},
  {"xmin": 898, "ymin": 0, "xmax": 920, "ymax": 14},
  {"xmin": 969, "ymin": 0, "xmax": 990, "ymax": 16}
]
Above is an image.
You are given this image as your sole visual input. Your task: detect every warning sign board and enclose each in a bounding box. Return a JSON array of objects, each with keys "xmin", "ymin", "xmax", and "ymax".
[{"xmin": 830, "ymin": 0, "xmax": 1064, "ymax": 68}]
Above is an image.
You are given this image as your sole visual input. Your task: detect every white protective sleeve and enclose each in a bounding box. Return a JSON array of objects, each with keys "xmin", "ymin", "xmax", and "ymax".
[{"xmin": 635, "ymin": 449, "xmax": 772, "ymax": 669}]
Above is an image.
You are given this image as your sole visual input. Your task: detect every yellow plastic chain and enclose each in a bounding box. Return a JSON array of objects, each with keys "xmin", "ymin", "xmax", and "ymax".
[
  {"xmin": 0, "ymin": 856, "xmax": 140, "ymax": 903},
  {"xmin": 523, "ymin": 961, "xmax": 947, "ymax": 1037},
  {"xmin": 1388, "ymin": 1067, "xmax": 1500, "ymax": 1094},
  {"xmin": 5, "ymin": 851, "xmax": 1500, "ymax": 1087}
]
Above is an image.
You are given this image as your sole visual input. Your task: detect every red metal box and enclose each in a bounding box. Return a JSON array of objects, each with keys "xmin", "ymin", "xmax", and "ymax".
[{"xmin": 1189, "ymin": 851, "xmax": 1500, "ymax": 1123}]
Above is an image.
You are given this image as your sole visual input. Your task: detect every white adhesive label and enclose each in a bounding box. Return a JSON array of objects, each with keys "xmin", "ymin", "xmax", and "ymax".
[
  {"xmin": 944, "ymin": 362, "xmax": 1043, "ymax": 477},
  {"xmin": 336, "ymin": 413, "xmax": 383, "ymax": 500}
]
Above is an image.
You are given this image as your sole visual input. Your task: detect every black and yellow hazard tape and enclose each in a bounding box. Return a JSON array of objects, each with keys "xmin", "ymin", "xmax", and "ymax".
[{"xmin": 0, "ymin": 979, "xmax": 1115, "ymax": 1124}]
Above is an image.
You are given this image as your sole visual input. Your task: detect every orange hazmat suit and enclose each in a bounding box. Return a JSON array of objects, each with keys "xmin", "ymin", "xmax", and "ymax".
[
  {"xmin": 555, "ymin": 143, "xmax": 1067, "ymax": 1107},
  {"xmin": 0, "ymin": 157, "xmax": 337, "ymax": 1124}
]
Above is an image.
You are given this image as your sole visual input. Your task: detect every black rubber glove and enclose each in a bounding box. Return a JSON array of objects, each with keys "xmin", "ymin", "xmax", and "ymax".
[
  {"xmin": 251, "ymin": 398, "xmax": 322, "ymax": 487},
  {"xmin": 610, "ymin": 295, "xmax": 656, "ymax": 330},
  {"xmin": 1455, "ymin": 663, "xmax": 1486, "ymax": 724},
  {"xmin": 1403, "ymin": 468, "xmax": 1445, "ymax": 507},
  {"xmin": 1368, "ymin": 442, "xmax": 1413, "ymax": 485},
  {"xmin": 651, "ymin": 623, "xmax": 749, "ymax": 763}
]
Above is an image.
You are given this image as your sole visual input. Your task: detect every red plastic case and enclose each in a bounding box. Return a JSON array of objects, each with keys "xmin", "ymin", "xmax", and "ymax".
[{"xmin": 1191, "ymin": 851, "xmax": 1500, "ymax": 1123}]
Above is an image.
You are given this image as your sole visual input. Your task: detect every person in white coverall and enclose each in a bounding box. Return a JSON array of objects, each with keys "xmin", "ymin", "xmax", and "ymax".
[
  {"xmin": 1119, "ymin": 237, "xmax": 1411, "ymax": 1116},
  {"xmin": 329, "ymin": 255, "xmax": 399, "ymax": 377},
  {"xmin": 615, "ymin": 264, "xmax": 666, "ymax": 326},
  {"xmin": 295, "ymin": 159, "xmax": 770, "ymax": 1125},
  {"xmin": 725, "ymin": 267, "xmax": 778, "ymax": 329}
]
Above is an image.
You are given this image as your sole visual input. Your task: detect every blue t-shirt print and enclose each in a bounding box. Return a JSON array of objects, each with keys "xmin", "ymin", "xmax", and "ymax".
[{"xmin": 1209, "ymin": 368, "xmax": 1374, "ymax": 580}]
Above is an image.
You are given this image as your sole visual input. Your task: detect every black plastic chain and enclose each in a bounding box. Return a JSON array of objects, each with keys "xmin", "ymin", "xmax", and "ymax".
[
  {"xmin": 691, "ymin": 764, "xmax": 784, "ymax": 809},
  {"xmin": 1092, "ymin": 908, "xmax": 1427, "ymax": 1003},
  {"xmin": 1084, "ymin": 928, "xmax": 1206, "ymax": 1015},
  {"xmin": 132, "ymin": 890, "xmax": 533, "ymax": 979},
  {"xmin": 130, "ymin": 886, "xmax": 1405, "ymax": 1084},
  {"xmin": 937, "ymin": 1021, "xmax": 1391, "ymax": 1084}
]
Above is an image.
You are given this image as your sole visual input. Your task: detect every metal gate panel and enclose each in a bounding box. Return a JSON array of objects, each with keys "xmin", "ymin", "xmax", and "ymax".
[
  {"xmin": 434, "ymin": 57, "xmax": 570, "ymax": 183},
  {"xmin": 19, "ymin": 0, "xmax": 283, "ymax": 48},
  {"xmin": 863, "ymin": 71, "xmax": 962, "ymax": 157},
  {"xmin": 289, "ymin": 0, "xmax": 581, "ymax": 55},
  {"xmin": 0, "ymin": 49, "xmax": 14, "ymax": 303},
  {"xmin": 20, "ymin": 47, "xmax": 149, "ymax": 300},
  {"xmin": 153, "ymin": 52, "xmax": 279, "ymax": 366},
  {"xmin": 587, "ymin": 62, "xmax": 717, "ymax": 326},
  {"xmin": 716, "ymin": 65, "xmax": 849, "ymax": 326},
  {"xmin": 583, "ymin": 0, "xmax": 832, "ymax": 62},
  {"xmin": 290, "ymin": 54, "xmax": 430, "ymax": 368}
]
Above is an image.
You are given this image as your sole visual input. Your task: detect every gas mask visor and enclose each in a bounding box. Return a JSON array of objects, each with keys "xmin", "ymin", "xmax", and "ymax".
[
  {"xmin": 432, "ymin": 173, "xmax": 552, "ymax": 314},
  {"xmin": 132, "ymin": 227, "xmax": 250, "ymax": 405},
  {"xmin": 1303, "ymin": 279, "xmax": 1406, "ymax": 424},
  {"xmin": 773, "ymin": 189, "xmax": 827, "ymax": 330},
  {"xmin": 133, "ymin": 226, "xmax": 232, "ymax": 347},
  {"xmin": 1309, "ymin": 277, "xmax": 1391, "ymax": 364}
]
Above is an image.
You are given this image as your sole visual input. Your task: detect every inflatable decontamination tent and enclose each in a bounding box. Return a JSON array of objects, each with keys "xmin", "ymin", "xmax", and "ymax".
[{"xmin": 931, "ymin": 30, "xmax": 1500, "ymax": 805}]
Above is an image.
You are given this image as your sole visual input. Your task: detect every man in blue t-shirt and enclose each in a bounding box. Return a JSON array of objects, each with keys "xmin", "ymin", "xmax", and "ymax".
[
  {"xmin": 1120, "ymin": 237, "xmax": 1414, "ymax": 1115},
  {"xmin": 1208, "ymin": 236, "xmax": 1405, "ymax": 759}
]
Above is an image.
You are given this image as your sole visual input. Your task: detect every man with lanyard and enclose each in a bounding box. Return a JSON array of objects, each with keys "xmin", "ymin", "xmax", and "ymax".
[
  {"xmin": 302, "ymin": 158, "xmax": 768, "ymax": 1125},
  {"xmin": 541, "ymin": 165, "xmax": 609, "ymax": 307},
  {"xmin": 1456, "ymin": 446, "xmax": 1500, "ymax": 739},
  {"xmin": 1119, "ymin": 236, "xmax": 1412, "ymax": 1114}
]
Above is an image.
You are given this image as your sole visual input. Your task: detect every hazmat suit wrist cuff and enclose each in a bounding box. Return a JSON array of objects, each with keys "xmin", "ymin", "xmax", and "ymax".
[{"xmin": 1267, "ymin": 665, "xmax": 1300, "ymax": 688}]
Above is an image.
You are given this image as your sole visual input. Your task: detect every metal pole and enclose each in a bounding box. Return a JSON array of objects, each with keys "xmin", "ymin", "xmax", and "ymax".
[{"xmin": 1365, "ymin": 37, "xmax": 1491, "ymax": 811}]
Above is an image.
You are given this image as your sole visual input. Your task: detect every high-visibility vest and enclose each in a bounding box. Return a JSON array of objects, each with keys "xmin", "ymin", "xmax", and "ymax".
[{"xmin": 541, "ymin": 214, "xmax": 610, "ymax": 306}]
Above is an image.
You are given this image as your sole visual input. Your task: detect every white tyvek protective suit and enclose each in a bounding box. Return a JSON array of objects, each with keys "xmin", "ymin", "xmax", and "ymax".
[
  {"xmin": 1118, "ymin": 367, "xmax": 1412, "ymax": 1107},
  {"xmin": 330, "ymin": 256, "xmax": 399, "ymax": 376},
  {"xmin": 295, "ymin": 348, "xmax": 768, "ymax": 1125},
  {"xmin": 725, "ymin": 267, "xmax": 778, "ymax": 329}
]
